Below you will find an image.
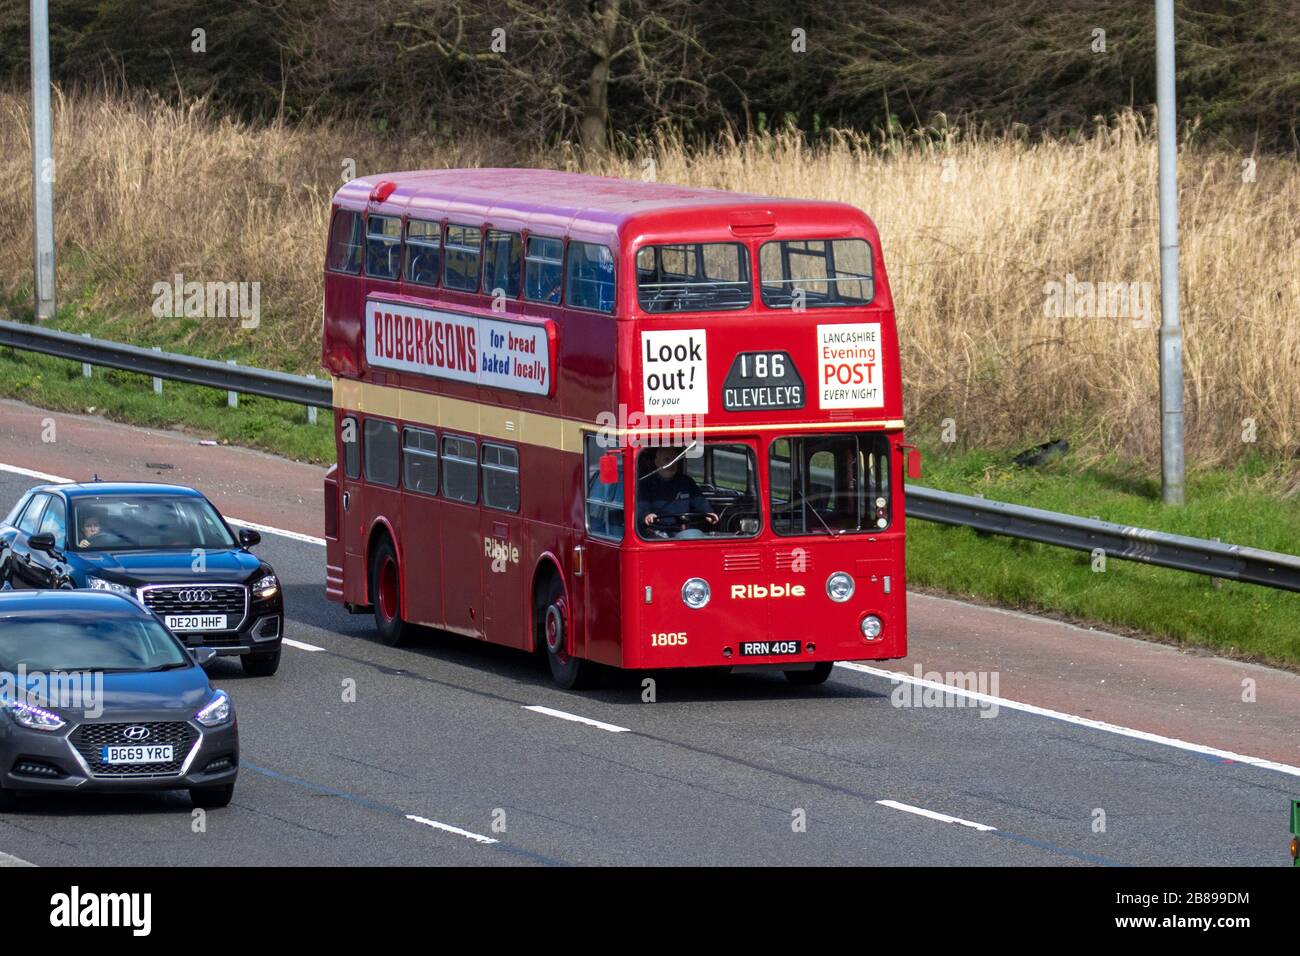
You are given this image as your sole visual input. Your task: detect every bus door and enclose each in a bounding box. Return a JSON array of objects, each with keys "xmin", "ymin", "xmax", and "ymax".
[
  {"xmin": 398, "ymin": 426, "xmax": 444, "ymax": 628},
  {"xmin": 439, "ymin": 433, "xmax": 484, "ymax": 637},
  {"xmin": 480, "ymin": 442, "xmax": 528, "ymax": 649},
  {"xmin": 580, "ymin": 435, "xmax": 625, "ymax": 666}
]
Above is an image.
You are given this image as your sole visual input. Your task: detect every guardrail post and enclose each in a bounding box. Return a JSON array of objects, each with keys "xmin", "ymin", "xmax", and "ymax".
[
  {"xmin": 81, "ymin": 333, "xmax": 92, "ymax": 378},
  {"xmin": 227, "ymin": 360, "xmax": 238, "ymax": 408},
  {"xmin": 152, "ymin": 347, "xmax": 163, "ymax": 394},
  {"xmin": 307, "ymin": 374, "xmax": 318, "ymax": 425}
]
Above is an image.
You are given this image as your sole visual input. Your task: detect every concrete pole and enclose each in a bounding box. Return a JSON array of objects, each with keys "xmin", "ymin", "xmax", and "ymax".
[
  {"xmin": 30, "ymin": 0, "xmax": 56, "ymax": 321},
  {"xmin": 1155, "ymin": 0, "xmax": 1184, "ymax": 505}
]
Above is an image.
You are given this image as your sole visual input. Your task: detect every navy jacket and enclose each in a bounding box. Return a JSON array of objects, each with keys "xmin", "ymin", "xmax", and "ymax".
[{"xmin": 636, "ymin": 471, "xmax": 711, "ymax": 524}]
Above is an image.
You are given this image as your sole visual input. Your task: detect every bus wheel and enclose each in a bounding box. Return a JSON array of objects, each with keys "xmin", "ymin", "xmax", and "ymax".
[
  {"xmin": 785, "ymin": 662, "xmax": 835, "ymax": 685},
  {"xmin": 538, "ymin": 576, "xmax": 594, "ymax": 690},
  {"xmin": 369, "ymin": 538, "xmax": 409, "ymax": 647}
]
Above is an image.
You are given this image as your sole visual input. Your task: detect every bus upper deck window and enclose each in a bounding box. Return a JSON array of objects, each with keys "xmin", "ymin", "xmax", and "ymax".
[
  {"xmin": 326, "ymin": 210, "xmax": 364, "ymax": 274},
  {"xmin": 759, "ymin": 238, "xmax": 873, "ymax": 309},
  {"xmin": 636, "ymin": 242, "xmax": 751, "ymax": 313},
  {"xmin": 405, "ymin": 219, "xmax": 441, "ymax": 286},
  {"xmin": 525, "ymin": 237, "xmax": 563, "ymax": 304},
  {"xmin": 365, "ymin": 215, "xmax": 402, "ymax": 280},
  {"xmin": 444, "ymin": 224, "xmax": 482, "ymax": 292},
  {"xmin": 566, "ymin": 241, "xmax": 615, "ymax": 313},
  {"xmin": 483, "ymin": 230, "xmax": 522, "ymax": 300}
]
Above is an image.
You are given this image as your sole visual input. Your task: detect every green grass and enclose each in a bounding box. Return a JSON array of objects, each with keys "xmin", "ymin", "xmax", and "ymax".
[
  {"xmin": 0, "ymin": 347, "xmax": 334, "ymax": 464},
  {"xmin": 2, "ymin": 311, "xmax": 1297, "ymax": 670},
  {"xmin": 910, "ymin": 447, "xmax": 1300, "ymax": 670}
]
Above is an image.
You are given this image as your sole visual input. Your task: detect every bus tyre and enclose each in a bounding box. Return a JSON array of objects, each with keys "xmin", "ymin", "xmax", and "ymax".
[
  {"xmin": 241, "ymin": 649, "xmax": 280, "ymax": 677},
  {"xmin": 538, "ymin": 576, "xmax": 594, "ymax": 690},
  {"xmin": 785, "ymin": 661, "xmax": 835, "ymax": 685},
  {"xmin": 370, "ymin": 538, "xmax": 410, "ymax": 647}
]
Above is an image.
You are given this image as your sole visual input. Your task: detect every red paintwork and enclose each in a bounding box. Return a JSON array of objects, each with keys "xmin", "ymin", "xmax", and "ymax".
[{"xmin": 322, "ymin": 168, "xmax": 908, "ymax": 670}]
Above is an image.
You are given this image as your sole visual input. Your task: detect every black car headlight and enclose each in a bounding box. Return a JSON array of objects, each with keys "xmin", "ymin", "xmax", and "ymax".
[
  {"xmin": 86, "ymin": 576, "xmax": 133, "ymax": 596},
  {"xmin": 252, "ymin": 574, "xmax": 279, "ymax": 601},
  {"xmin": 1, "ymin": 697, "xmax": 66, "ymax": 732}
]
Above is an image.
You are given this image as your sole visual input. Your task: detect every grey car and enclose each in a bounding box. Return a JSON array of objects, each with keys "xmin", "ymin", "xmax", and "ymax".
[{"xmin": 0, "ymin": 589, "xmax": 239, "ymax": 810}]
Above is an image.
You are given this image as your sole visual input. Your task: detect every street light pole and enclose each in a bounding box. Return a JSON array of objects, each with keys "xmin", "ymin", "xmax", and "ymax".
[
  {"xmin": 30, "ymin": 0, "xmax": 56, "ymax": 321},
  {"xmin": 1155, "ymin": 0, "xmax": 1184, "ymax": 505}
]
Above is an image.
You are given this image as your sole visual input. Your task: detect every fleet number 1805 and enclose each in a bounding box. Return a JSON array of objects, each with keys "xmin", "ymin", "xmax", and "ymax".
[{"xmin": 651, "ymin": 632, "xmax": 688, "ymax": 646}]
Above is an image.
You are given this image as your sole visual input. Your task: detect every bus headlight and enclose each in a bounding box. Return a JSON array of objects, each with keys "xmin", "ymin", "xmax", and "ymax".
[
  {"xmin": 826, "ymin": 572, "xmax": 854, "ymax": 603},
  {"xmin": 860, "ymin": 615, "xmax": 884, "ymax": 640},
  {"xmin": 681, "ymin": 578, "xmax": 711, "ymax": 609}
]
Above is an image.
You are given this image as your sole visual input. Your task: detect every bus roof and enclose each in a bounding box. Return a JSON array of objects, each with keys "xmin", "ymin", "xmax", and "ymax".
[{"xmin": 335, "ymin": 168, "xmax": 872, "ymax": 241}]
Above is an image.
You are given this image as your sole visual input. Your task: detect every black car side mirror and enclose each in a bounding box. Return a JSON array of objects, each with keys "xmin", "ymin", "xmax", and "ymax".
[
  {"xmin": 28, "ymin": 533, "xmax": 57, "ymax": 553},
  {"xmin": 238, "ymin": 529, "xmax": 261, "ymax": 548},
  {"xmin": 192, "ymin": 647, "xmax": 218, "ymax": 666}
]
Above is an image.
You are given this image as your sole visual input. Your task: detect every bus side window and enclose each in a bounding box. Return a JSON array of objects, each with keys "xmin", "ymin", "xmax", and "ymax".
[
  {"xmin": 483, "ymin": 230, "xmax": 522, "ymax": 300},
  {"xmin": 405, "ymin": 219, "xmax": 441, "ymax": 286},
  {"xmin": 525, "ymin": 236, "xmax": 563, "ymax": 304},
  {"xmin": 402, "ymin": 426, "xmax": 438, "ymax": 495},
  {"xmin": 442, "ymin": 435, "xmax": 478, "ymax": 503},
  {"xmin": 444, "ymin": 224, "xmax": 482, "ymax": 292},
  {"xmin": 326, "ymin": 210, "xmax": 363, "ymax": 274},
  {"xmin": 365, "ymin": 215, "xmax": 402, "ymax": 280},
  {"xmin": 566, "ymin": 241, "xmax": 615, "ymax": 313},
  {"xmin": 584, "ymin": 435, "xmax": 623, "ymax": 541},
  {"xmin": 481, "ymin": 443, "xmax": 520, "ymax": 512},
  {"xmin": 364, "ymin": 419, "xmax": 399, "ymax": 487},
  {"xmin": 342, "ymin": 416, "xmax": 361, "ymax": 479}
]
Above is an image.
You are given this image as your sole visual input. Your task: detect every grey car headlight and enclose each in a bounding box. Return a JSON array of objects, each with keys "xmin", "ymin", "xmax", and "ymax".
[
  {"xmin": 195, "ymin": 690, "xmax": 232, "ymax": 727},
  {"xmin": 2, "ymin": 697, "xmax": 65, "ymax": 732}
]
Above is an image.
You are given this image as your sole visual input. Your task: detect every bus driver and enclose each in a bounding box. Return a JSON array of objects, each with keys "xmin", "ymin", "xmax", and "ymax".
[{"xmin": 637, "ymin": 446, "xmax": 719, "ymax": 539}]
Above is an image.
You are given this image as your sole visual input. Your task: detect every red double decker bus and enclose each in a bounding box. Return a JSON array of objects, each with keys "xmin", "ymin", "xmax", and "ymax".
[{"xmin": 321, "ymin": 169, "xmax": 915, "ymax": 688}]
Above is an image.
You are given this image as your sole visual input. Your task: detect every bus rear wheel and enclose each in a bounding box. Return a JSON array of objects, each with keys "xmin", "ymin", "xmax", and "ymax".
[
  {"xmin": 538, "ymin": 576, "xmax": 594, "ymax": 690},
  {"xmin": 785, "ymin": 661, "xmax": 835, "ymax": 685},
  {"xmin": 369, "ymin": 538, "xmax": 410, "ymax": 647}
]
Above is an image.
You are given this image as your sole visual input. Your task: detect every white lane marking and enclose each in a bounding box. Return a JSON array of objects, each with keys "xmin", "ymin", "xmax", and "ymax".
[
  {"xmin": 876, "ymin": 799, "xmax": 998, "ymax": 832},
  {"xmin": 0, "ymin": 461, "xmax": 326, "ymax": 547},
  {"xmin": 0, "ymin": 849, "xmax": 36, "ymax": 867},
  {"xmin": 837, "ymin": 662, "xmax": 1300, "ymax": 779},
  {"xmin": 523, "ymin": 705, "xmax": 630, "ymax": 733},
  {"xmin": 405, "ymin": 814, "xmax": 499, "ymax": 845},
  {"xmin": 282, "ymin": 638, "xmax": 325, "ymax": 652},
  {"xmin": 0, "ymin": 461, "xmax": 65, "ymax": 483}
]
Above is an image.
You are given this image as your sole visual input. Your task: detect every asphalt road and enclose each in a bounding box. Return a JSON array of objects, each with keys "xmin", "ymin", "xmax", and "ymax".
[{"xmin": 0, "ymin": 470, "xmax": 1293, "ymax": 866}]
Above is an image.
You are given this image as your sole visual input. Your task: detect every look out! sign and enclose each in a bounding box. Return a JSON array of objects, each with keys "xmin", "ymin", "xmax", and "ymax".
[
  {"xmin": 365, "ymin": 298, "xmax": 551, "ymax": 395},
  {"xmin": 817, "ymin": 323, "xmax": 884, "ymax": 409}
]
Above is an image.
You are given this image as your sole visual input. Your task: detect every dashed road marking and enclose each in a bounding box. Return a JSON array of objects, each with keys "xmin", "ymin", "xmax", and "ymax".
[
  {"xmin": 523, "ymin": 705, "xmax": 630, "ymax": 733},
  {"xmin": 282, "ymin": 638, "xmax": 325, "ymax": 652},
  {"xmin": 876, "ymin": 799, "xmax": 998, "ymax": 832}
]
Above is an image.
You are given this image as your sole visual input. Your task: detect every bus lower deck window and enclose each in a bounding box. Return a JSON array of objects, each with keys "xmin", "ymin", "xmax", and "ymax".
[
  {"xmin": 441, "ymin": 434, "xmax": 478, "ymax": 503},
  {"xmin": 363, "ymin": 419, "xmax": 399, "ymax": 487},
  {"xmin": 402, "ymin": 426, "xmax": 438, "ymax": 495},
  {"xmin": 636, "ymin": 242, "xmax": 751, "ymax": 313},
  {"xmin": 481, "ymin": 443, "xmax": 520, "ymax": 512},
  {"xmin": 584, "ymin": 436, "xmax": 624, "ymax": 541},
  {"xmin": 342, "ymin": 416, "xmax": 361, "ymax": 479}
]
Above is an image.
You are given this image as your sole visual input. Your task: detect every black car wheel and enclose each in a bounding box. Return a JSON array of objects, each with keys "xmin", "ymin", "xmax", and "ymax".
[
  {"xmin": 241, "ymin": 649, "xmax": 280, "ymax": 677},
  {"xmin": 190, "ymin": 783, "xmax": 235, "ymax": 809}
]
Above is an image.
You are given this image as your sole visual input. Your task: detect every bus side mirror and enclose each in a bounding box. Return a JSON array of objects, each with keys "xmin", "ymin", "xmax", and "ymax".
[
  {"xmin": 906, "ymin": 447, "xmax": 922, "ymax": 480},
  {"xmin": 599, "ymin": 452, "xmax": 620, "ymax": 485}
]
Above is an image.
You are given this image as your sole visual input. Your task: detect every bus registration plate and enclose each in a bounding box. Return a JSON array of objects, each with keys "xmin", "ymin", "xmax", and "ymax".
[{"xmin": 739, "ymin": 640, "xmax": 801, "ymax": 656}]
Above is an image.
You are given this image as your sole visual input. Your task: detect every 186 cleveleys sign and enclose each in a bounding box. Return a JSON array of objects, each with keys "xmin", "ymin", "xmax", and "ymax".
[{"xmin": 365, "ymin": 298, "xmax": 553, "ymax": 396}]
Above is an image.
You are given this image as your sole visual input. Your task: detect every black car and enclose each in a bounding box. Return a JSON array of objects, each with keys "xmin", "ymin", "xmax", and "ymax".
[
  {"xmin": 0, "ymin": 482, "xmax": 284, "ymax": 677},
  {"xmin": 0, "ymin": 590, "xmax": 238, "ymax": 809}
]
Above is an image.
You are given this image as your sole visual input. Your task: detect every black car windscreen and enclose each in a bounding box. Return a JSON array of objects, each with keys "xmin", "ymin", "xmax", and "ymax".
[{"xmin": 69, "ymin": 496, "xmax": 237, "ymax": 552}]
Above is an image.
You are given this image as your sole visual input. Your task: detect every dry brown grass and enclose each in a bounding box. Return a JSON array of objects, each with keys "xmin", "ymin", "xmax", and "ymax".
[{"xmin": 1, "ymin": 92, "xmax": 1296, "ymax": 467}]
